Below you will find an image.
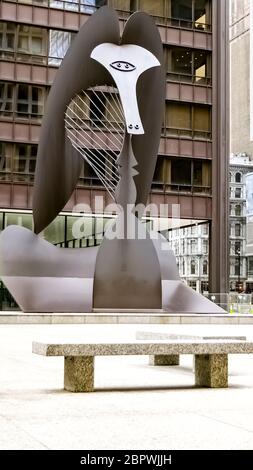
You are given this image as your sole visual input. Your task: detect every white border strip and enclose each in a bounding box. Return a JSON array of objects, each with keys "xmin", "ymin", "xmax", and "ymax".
[{"xmin": 250, "ymin": 0, "xmax": 253, "ymax": 141}]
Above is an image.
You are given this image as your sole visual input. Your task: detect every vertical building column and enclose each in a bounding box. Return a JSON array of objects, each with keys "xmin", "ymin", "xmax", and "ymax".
[{"xmin": 210, "ymin": 0, "xmax": 230, "ymax": 293}]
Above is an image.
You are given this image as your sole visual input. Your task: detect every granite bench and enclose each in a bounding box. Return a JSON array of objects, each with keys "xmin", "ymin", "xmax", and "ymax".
[
  {"xmin": 135, "ymin": 332, "xmax": 247, "ymax": 366},
  {"xmin": 32, "ymin": 339, "xmax": 253, "ymax": 392}
]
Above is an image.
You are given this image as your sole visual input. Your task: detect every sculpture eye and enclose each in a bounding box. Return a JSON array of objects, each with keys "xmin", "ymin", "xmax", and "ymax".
[{"xmin": 110, "ymin": 61, "xmax": 136, "ymax": 72}]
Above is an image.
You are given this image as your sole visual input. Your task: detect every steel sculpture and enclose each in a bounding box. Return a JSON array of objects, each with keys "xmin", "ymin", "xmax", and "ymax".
[{"xmin": 0, "ymin": 7, "xmax": 225, "ymax": 313}]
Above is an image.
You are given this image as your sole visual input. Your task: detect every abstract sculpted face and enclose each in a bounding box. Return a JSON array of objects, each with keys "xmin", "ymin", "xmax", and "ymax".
[
  {"xmin": 64, "ymin": 41, "xmax": 161, "ymax": 201},
  {"xmin": 91, "ymin": 43, "xmax": 160, "ymax": 134}
]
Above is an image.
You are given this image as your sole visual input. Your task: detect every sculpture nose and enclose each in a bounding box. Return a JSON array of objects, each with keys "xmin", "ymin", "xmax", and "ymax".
[{"xmin": 116, "ymin": 80, "xmax": 144, "ymax": 134}]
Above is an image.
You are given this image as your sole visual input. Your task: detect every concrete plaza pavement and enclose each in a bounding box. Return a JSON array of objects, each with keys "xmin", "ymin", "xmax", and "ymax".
[{"xmin": 1, "ymin": 322, "xmax": 253, "ymax": 450}]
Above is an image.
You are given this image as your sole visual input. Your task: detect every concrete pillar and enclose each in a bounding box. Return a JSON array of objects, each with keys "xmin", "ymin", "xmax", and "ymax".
[
  {"xmin": 64, "ymin": 356, "xmax": 94, "ymax": 392},
  {"xmin": 194, "ymin": 354, "xmax": 228, "ymax": 388},
  {"xmin": 149, "ymin": 354, "xmax": 180, "ymax": 366}
]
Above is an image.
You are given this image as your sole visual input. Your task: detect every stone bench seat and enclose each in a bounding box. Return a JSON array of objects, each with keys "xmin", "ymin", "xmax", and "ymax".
[{"xmin": 32, "ymin": 339, "xmax": 253, "ymax": 392}]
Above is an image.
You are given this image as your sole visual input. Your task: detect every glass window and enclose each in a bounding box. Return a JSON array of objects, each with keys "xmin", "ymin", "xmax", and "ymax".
[
  {"xmin": 235, "ymin": 187, "xmax": 242, "ymax": 198},
  {"xmin": 16, "ymin": 84, "xmax": 45, "ymax": 118},
  {"xmin": 201, "ymin": 281, "xmax": 209, "ymax": 292},
  {"xmin": 13, "ymin": 144, "xmax": 37, "ymax": 181},
  {"xmin": 203, "ymin": 239, "xmax": 208, "ymax": 254},
  {"xmin": 31, "ymin": 86, "xmax": 44, "ymax": 116},
  {"xmin": 79, "ymin": 159, "xmax": 97, "ymax": 185},
  {"xmin": 194, "ymin": 50, "xmax": 209, "ymax": 82},
  {"xmin": 90, "ymin": 92, "xmax": 106, "ymax": 126},
  {"xmin": 190, "ymin": 239, "xmax": 197, "ymax": 253},
  {"xmin": 166, "ymin": 159, "xmax": 211, "ymax": 194},
  {"xmin": 193, "ymin": 105, "xmax": 211, "ymax": 134},
  {"xmin": 17, "ymin": 25, "xmax": 47, "ymax": 60},
  {"xmin": 171, "ymin": 48, "xmax": 192, "ymax": 77},
  {"xmin": 190, "ymin": 260, "xmax": 196, "ymax": 275},
  {"xmin": 202, "ymin": 259, "xmax": 208, "ymax": 275},
  {"xmin": 168, "ymin": 48, "xmax": 210, "ymax": 83},
  {"xmin": 42, "ymin": 216, "xmax": 65, "ymax": 245},
  {"xmin": 235, "ymin": 172, "xmax": 242, "ymax": 183},
  {"xmin": 171, "ymin": 0, "xmax": 192, "ymax": 21},
  {"xmin": 109, "ymin": 0, "xmax": 130, "ymax": 13},
  {"xmin": 48, "ymin": 30, "xmax": 74, "ymax": 66},
  {"xmin": 235, "ymin": 241, "xmax": 241, "ymax": 254},
  {"xmin": 194, "ymin": 0, "xmax": 208, "ymax": 29},
  {"xmin": 235, "ymin": 223, "xmax": 241, "ymax": 237},
  {"xmin": 0, "ymin": 82, "xmax": 14, "ymax": 115},
  {"xmin": 0, "ymin": 142, "xmax": 12, "ymax": 181},
  {"xmin": 171, "ymin": 159, "xmax": 191, "ymax": 188},
  {"xmin": 193, "ymin": 160, "xmax": 202, "ymax": 187},
  {"xmin": 0, "ymin": 22, "xmax": 15, "ymax": 56},
  {"xmin": 95, "ymin": 217, "xmax": 112, "ymax": 244},
  {"xmin": 0, "ymin": 212, "xmax": 3, "ymax": 232},
  {"xmin": 4, "ymin": 212, "xmax": 33, "ymax": 231},
  {"xmin": 189, "ymin": 280, "xmax": 197, "ymax": 290},
  {"xmin": 167, "ymin": 103, "xmax": 191, "ymax": 131},
  {"xmin": 248, "ymin": 257, "xmax": 253, "ymax": 276},
  {"xmin": 235, "ymin": 204, "xmax": 241, "ymax": 216},
  {"xmin": 0, "ymin": 23, "xmax": 48, "ymax": 63},
  {"xmin": 106, "ymin": 94, "xmax": 122, "ymax": 125},
  {"xmin": 49, "ymin": 0, "xmax": 103, "ymax": 13},
  {"xmin": 171, "ymin": 0, "xmax": 210, "ymax": 29},
  {"xmin": 202, "ymin": 223, "xmax": 208, "ymax": 235},
  {"xmin": 193, "ymin": 160, "xmax": 211, "ymax": 193},
  {"xmin": 83, "ymin": 149, "xmax": 106, "ymax": 182},
  {"xmin": 191, "ymin": 225, "xmax": 196, "ymax": 235},
  {"xmin": 153, "ymin": 159, "xmax": 165, "ymax": 183},
  {"xmin": 16, "ymin": 84, "xmax": 28, "ymax": 116},
  {"xmin": 181, "ymin": 259, "xmax": 185, "ymax": 274},
  {"xmin": 68, "ymin": 92, "xmax": 89, "ymax": 122},
  {"xmin": 166, "ymin": 103, "xmax": 211, "ymax": 139},
  {"xmin": 67, "ymin": 216, "xmax": 94, "ymax": 244},
  {"xmin": 235, "ymin": 258, "xmax": 240, "ymax": 276}
]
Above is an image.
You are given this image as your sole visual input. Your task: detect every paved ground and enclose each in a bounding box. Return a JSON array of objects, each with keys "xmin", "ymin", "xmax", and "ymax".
[{"xmin": 1, "ymin": 323, "xmax": 253, "ymax": 450}]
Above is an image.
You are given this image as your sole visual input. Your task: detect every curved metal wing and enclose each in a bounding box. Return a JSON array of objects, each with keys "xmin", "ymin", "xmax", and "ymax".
[{"xmin": 33, "ymin": 6, "xmax": 120, "ymax": 234}]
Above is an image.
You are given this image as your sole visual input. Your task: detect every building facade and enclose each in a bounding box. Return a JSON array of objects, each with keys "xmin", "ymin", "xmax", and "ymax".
[
  {"xmin": 167, "ymin": 153, "xmax": 253, "ymax": 293},
  {"xmin": 230, "ymin": 0, "xmax": 253, "ymax": 157},
  {"xmin": 229, "ymin": 153, "xmax": 252, "ymax": 292},
  {"xmin": 166, "ymin": 221, "xmax": 209, "ymax": 293},
  {"xmin": 0, "ymin": 0, "xmax": 229, "ymax": 299}
]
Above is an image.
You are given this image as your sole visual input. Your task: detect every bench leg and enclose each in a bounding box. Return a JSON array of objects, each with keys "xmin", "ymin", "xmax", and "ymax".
[
  {"xmin": 149, "ymin": 354, "xmax": 180, "ymax": 366},
  {"xmin": 64, "ymin": 356, "xmax": 94, "ymax": 392},
  {"xmin": 194, "ymin": 354, "xmax": 228, "ymax": 388}
]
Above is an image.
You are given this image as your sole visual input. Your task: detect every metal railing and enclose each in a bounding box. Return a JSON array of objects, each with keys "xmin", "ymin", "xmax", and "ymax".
[
  {"xmin": 163, "ymin": 127, "xmax": 212, "ymax": 140},
  {"xmin": 0, "ymin": 110, "xmax": 124, "ymax": 130},
  {"xmin": 167, "ymin": 72, "xmax": 212, "ymax": 86},
  {"xmin": 0, "ymin": 109, "xmax": 44, "ymax": 121},
  {"xmin": 0, "ymin": 171, "xmax": 212, "ymax": 195},
  {"xmin": 0, "ymin": 49, "xmax": 64, "ymax": 67},
  {"xmin": 204, "ymin": 293, "xmax": 253, "ymax": 314},
  {"xmin": 0, "ymin": 171, "xmax": 102, "ymax": 186},
  {"xmin": 54, "ymin": 230, "xmax": 105, "ymax": 248},
  {"xmin": 151, "ymin": 181, "xmax": 212, "ymax": 195}
]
